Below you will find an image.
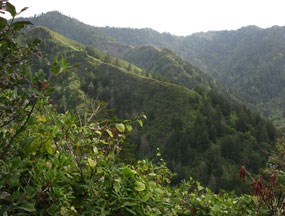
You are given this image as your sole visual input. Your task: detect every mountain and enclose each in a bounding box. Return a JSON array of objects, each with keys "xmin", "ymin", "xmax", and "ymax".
[
  {"xmin": 22, "ymin": 12, "xmax": 285, "ymax": 129},
  {"xmin": 21, "ymin": 12, "xmax": 217, "ymax": 96},
  {"xmin": 118, "ymin": 45, "xmax": 216, "ymax": 91},
  {"xmin": 181, "ymin": 26, "xmax": 285, "ymax": 128},
  {"xmin": 96, "ymin": 26, "xmax": 285, "ymax": 129},
  {"xmin": 24, "ymin": 26, "xmax": 277, "ymax": 192}
]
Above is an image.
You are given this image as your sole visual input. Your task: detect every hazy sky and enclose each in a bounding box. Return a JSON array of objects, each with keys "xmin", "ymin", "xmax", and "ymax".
[{"xmin": 8, "ymin": 0, "xmax": 285, "ymax": 36}]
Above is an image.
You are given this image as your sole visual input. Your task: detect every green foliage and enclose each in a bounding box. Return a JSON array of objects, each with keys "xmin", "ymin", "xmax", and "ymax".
[
  {"xmin": 1, "ymin": 4, "xmax": 282, "ymax": 215},
  {"xmin": 22, "ymin": 25, "xmax": 277, "ymax": 192},
  {"xmin": 180, "ymin": 27, "xmax": 285, "ymax": 129},
  {"xmin": 22, "ymin": 12, "xmax": 285, "ymax": 128},
  {"xmin": 121, "ymin": 46, "xmax": 214, "ymax": 91}
]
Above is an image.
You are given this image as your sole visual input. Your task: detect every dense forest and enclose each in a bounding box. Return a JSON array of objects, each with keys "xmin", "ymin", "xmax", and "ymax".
[
  {"xmin": 23, "ymin": 11, "xmax": 285, "ymax": 129},
  {"xmin": 25, "ymin": 25, "xmax": 277, "ymax": 192},
  {"xmin": 1, "ymin": 2, "xmax": 285, "ymax": 215}
]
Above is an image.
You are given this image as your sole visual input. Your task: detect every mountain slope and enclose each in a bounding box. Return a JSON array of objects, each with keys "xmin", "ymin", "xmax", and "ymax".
[
  {"xmin": 21, "ymin": 12, "xmax": 219, "ymax": 96},
  {"xmin": 100, "ymin": 26, "xmax": 285, "ymax": 129},
  {"xmin": 118, "ymin": 45, "xmax": 215, "ymax": 90},
  {"xmin": 22, "ymin": 12, "xmax": 285, "ymax": 129},
  {"xmin": 26, "ymin": 26, "xmax": 276, "ymax": 192},
  {"xmin": 23, "ymin": 11, "xmax": 127, "ymax": 52},
  {"xmin": 181, "ymin": 26, "xmax": 285, "ymax": 127}
]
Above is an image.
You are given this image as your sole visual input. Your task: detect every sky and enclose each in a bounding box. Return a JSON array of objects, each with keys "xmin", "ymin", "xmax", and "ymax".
[{"xmin": 8, "ymin": 0, "xmax": 285, "ymax": 36}]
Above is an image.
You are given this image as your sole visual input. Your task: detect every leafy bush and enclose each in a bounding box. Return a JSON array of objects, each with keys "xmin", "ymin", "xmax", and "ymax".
[{"xmin": 0, "ymin": 2, "xmax": 270, "ymax": 215}]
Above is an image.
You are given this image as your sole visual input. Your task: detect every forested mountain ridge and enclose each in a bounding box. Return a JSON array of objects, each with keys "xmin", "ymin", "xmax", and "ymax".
[
  {"xmin": 171, "ymin": 26, "xmax": 285, "ymax": 127},
  {"xmin": 22, "ymin": 12, "xmax": 285, "ymax": 128},
  {"xmin": 20, "ymin": 12, "xmax": 228, "ymax": 101},
  {"xmin": 4, "ymin": 2, "xmax": 285, "ymax": 213},
  {"xmin": 99, "ymin": 26, "xmax": 285, "ymax": 129},
  {"xmin": 24, "ymin": 26, "xmax": 277, "ymax": 192},
  {"xmin": 22, "ymin": 11, "xmax": 132, "ymax": 53},
  {"xmin": 117, "ymin": 46, "xmax": 215, "ymax": 91}
]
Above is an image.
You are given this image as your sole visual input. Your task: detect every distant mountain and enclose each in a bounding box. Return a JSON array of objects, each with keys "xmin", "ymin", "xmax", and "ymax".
[
  {"xmin": 118, "ymin": 45, "xmax": 216, "ymax": 90},
  {"xmin": 25, "ymin": 26, "xmax": 276, "ymax": 192},
  {"xmin": 181, "ymin": 26, "xmax": 285, "ymax": 128},
  {"xmin": 101, "ymin": 26, "xmax": 285, "ymax": 129},
  {"xmin": 22, "ymin": 12, "xmax": 285, "ymax": 128},
  {"xmin": 21, "ymin": 12, "xmax": 218, "ymax": 94},
  {"xmin": 20, "ymin": 12, "xmax": 180, "ymax": 57}
]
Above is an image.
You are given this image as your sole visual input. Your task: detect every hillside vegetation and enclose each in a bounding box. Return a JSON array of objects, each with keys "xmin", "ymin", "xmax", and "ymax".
[
  {"xmin": 2, "ymin": 3, "xmax": 285, "ymax": 215},
  {"xmin": 25, "ymin": 26, "xmax": 277, "ymax": 192},
  {"xmin": 117, "ymin": 46, "xmax": 214, "ymax": 91},
  {"xmin": 23, "ymin": 12, "xmax": 285, "ymax": 128}
]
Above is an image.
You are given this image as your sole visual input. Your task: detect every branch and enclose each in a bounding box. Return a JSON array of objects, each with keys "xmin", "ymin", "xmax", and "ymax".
[{"xmin": 6, "ymin": 98, "xmax": 37, "ymax": 148}]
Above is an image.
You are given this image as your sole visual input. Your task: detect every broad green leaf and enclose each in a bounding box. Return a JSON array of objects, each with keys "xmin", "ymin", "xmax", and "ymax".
[
  {"xmin": 0, "ymin": 17, "xmax": 7, "ymax": 31},
  {"xmin": 142, "ymin": 114, "xmax": 147, "ymax": 119},
  {"xmin": 95, "ymin": 130, "xmax": 102, "ymax": 136},
  {"xmin": 88, "ymin": 158, "xmax": 97, "ymax": 168},
  {"xmin": 106, "ymin": 129, "xmax": 113, "ymax": 137},
  {"xmin": 101, "ymin": 139, "xmax": 107, "ymax": 144},
  {"xmin": 134, "ymin": 181, "xmax": 145, "ymax": 191},
  {"xmin": 140, "ymin": 192, "xmax": 151, "ymax": 202},
  {"xmin": 126, "ymin": 124, "xmax": 133, "ymax": 132},
  {"xmin": 96, "ymin": 167, "xmax": 103, "ymax": 174},
  {"xmin": 59, "ymin": 58, "xmax": 69, "ymax": 74},
  {"xmin": 137, "ymin": 119, "xmax": 143, "ymax": 127},
  {"xmin": 115, "ymin": 123, "xmax": 125, "ymax": 132},
  {"xmin": 6, "ymin": 2, "xmax": 16, "ymax": 17},
  {"xmin": 198, "ymin": 185, "xmax": 204, "ymax": 191},
  {"xmin": 155, "ymin": 188, "xmax": 164, "ymax": 194},
  {"xmin": 93, "ymin": 146, "xmax": 98, "ymax": 154},
  {"xmin": 122, "ymin": 167, "xmax": 135, "ymax": 178}
]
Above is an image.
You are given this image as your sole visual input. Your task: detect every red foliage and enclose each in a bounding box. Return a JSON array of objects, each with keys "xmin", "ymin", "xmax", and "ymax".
[
  {"xmin": 239, "ymin": 166, "xmax": 246, "ymax": 181},
  {"xmin": 252, "ymin": 176, "xmax": 264, "ymax": 197},
  {"xmin": 49, "ymin": 98, "xmax": 54, "ymax": 105},
  {"xmin": 268, "ymin": 173, "xmax": 276, "ymax": 190}
]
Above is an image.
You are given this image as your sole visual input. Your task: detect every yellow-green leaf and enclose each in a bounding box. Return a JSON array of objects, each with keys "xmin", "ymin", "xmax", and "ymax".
[
  {"xmin": 126, "ymin": 124, "xmax": 133, "ymax": 132},
  {"xmin": 106, "ymin": 129, "xmax": 113, "ymax": 137},
  {"xmin": 96, "ymin": 167, "xmax": 103, "ymax": 174},
  {"xmin": 88, "ymin": 158, "xmax": 97, "ymax": 168},
  {"xmin": 155, "ymin": 188, "xmax": 164, "ymax": 194},
  {"xmin": 93, "ymin": 146, "xmax": 98, "ymax": 154},
  {"xmin": 134, "ymin": 181, "xmax": 145, "ymax": 191},
  {"xmin": 198, "ymin": 185, "xmax": 204, "ymax": 191},
  {"xmin": 137, "ymin": 119, "xmax": 143, "ymax": 127},
  {"xmin": 95, "ymin": 130, "xmax": 102, "ymax": 136},
  {"xmin": 140, "ymin": 192, "xmax": 151, "ymax": 202},
  {"xmin": 115, "ymin": 123, "xmax": 125, "ymax": 132},
  {"xmin": 122, "ymin": 166, "xmax": 136, "ymax": 178},
  {"xmin": 45, "ymin": 140, "xmax": 55, "ymax": 155},
  {"xmin": 36, "ymin": 114, "xmax": 47, "ymax": 123}
]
